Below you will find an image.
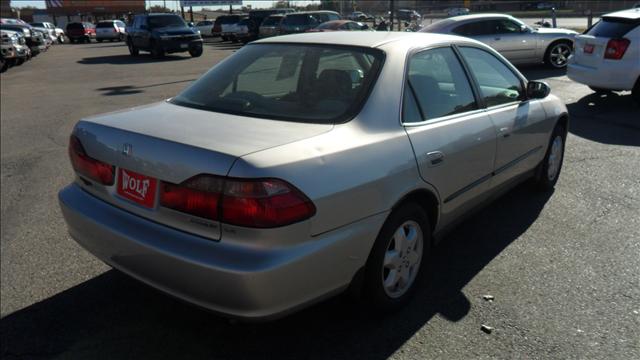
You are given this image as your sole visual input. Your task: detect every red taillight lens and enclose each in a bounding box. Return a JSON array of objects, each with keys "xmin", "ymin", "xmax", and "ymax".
[
  {"xmin": 604, "ymin": 38, "xmax": 630, "ymax": 60},
  {"xmin": 68, "ymin": 135, "xmax": 115, "ymax": 185},
  {"xmin": 160, "ymin": 176, "xmax": 315, "ymax": 228},
  {"xmin": 221, "ymin": 179, "xmax": 316, "ymax": 228},
  {"xmin": 160, "ymin": 175, "xmax": 223, "ymax": 220}
]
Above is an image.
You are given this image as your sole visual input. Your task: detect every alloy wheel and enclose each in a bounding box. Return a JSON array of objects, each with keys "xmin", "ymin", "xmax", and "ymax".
[
  {"xmin": 547, "ymin": 135, "xmax": 563, "ymax": 181},
  {"xmin": 549, "ymin": 43, "xmax": 571, "ymax": 68},
  {"xmin": 382, "ymin": 220, "xmax": 423, "ymax": 298}
]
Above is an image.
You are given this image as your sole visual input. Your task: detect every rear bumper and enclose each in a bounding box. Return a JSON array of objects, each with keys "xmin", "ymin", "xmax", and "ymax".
[
  {"xmin": 567, "ymin": 59, "xmax": 639, "ymax": 91},
  {"xmin": 58, "ymin": 184, "xmax": 384, "ymax": 320},
  {"xmin": 96, "ymin": 32, "xmax": 122, "ymax": 39}
]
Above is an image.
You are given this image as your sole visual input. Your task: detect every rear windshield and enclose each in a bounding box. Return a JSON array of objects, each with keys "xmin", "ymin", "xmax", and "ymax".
[
  {"xmin": 148, "ymin": 15, "xmax": 185, "ymax": 28},
  {"xmin": 238, "ymin": 19, "xmax": 252, "ymax": 25},
  {"xmin": 586, "ymin": 17, "xmax": 639, "ymax": 37},
  {"xmin": 66, "ymin": 23, "xmax": 84, "ymax": 30},
  {"xmin": 31, "ymin": 22, "xmax": 44, "ymax": 27},
  {"xmin": 261, "ymin": 16, "xmax": 282, "ymax": 26},
  {"xmin": 171, "ymin": 44, "xmax": 384, "ymax": 124},
  {"xmin": 96, "ymin": 22, "xmax": 115, "ymax": 28},
  {"xmin": 283, "ymin": 14, "xmax": 315, "ymax": 26},
  {"xmin": 219, "ymin": 16, "xmax": 240, "ymax": 24}
]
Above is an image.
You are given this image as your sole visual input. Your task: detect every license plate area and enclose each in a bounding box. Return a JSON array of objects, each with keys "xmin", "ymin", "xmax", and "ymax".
[
  {"xmin": 180, "ymin": 43, "xmax": 188, "ymax": 49},
  {"xmin": 117, "ymin": 168, "xmax": 157, "ymax": 208},
  {"xmin": 584, "ymin": 44, "xmax": 594, "ymax": 54}
]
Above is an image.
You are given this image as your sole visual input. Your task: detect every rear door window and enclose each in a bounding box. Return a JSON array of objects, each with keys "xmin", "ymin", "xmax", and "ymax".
[
  {"xmin": 459, "ymin": 47, "xmax": 524, "ymax": 107},
  {"xmin": 453, "ymin": 20, "xmax": 497, "ymax": 36},
  {"xmin": 404, "ymin": 47, "xmax": 477, "ymax": 122},
  {"xmin": 585, "ymin": 17, "xmax": 639, "ymax": 37}
]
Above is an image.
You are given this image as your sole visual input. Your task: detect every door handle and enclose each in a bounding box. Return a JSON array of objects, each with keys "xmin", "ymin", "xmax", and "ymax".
[
  {"xmin": 499, "ymin": 127, "xmax": 511, "ymax": 138},
  {"xmin": 426, "ymin": 151, "xmax": 445, "ymax": 167}
]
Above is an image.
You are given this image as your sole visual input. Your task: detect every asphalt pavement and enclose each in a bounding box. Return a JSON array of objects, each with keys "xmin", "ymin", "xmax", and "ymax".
[{"xmin": 1, "ymin": 40, "xmax": 639, "ymax": 359}]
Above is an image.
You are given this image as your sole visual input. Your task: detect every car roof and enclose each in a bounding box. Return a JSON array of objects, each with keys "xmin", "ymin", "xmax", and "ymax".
[
  {"xmin": 440, "ymin": 13, "xmax": 513, "ymax": 22},
  {"xmin": 254, "ymin": 31, "xmax": 477, "ymax": 49},
  {"xmin": 285, "ymin": 10, "xmax": 340, "ymax": 15},
  {"xmin": 603, "ymin": 7, "xmax": 640, "ymax": 20}
]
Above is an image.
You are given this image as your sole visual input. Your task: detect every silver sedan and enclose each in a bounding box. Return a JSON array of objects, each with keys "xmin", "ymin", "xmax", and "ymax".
[
  {"xmin": 59, "ymin": 32, "xmax": 568, "ymax": 320},
  {"xmin": 421, "ymin": 14, "xmax": 578, "ymax": 68}
]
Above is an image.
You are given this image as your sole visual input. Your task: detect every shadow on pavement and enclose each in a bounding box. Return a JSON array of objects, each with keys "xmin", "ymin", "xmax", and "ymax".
[
  {"xmin": 95, "ymin": 79, "xmax": 196, "ymax": 96},
  {"xmin": 77, "ymin": 54, "xmax": 191, "ymax": 65},
  {"xmin": 203, "ymin": 39, "xmax": 244, "ymax": 51},
  {"xmin": 566, "ymin": 91, "xmax": 639, "ymax": 146},
  {"xmin": 518, "ymin": 65, "xmax": 566, "ymax": 81},
  {"xmin": 0, "ymin": 183, "xmax": 552, "ymax": 359}
]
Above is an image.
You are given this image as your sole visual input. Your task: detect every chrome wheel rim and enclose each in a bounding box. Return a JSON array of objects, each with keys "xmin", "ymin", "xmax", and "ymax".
[
  {"xmin": 550, "ymin": 43, "xmax": 571, "ymax": 68},
  {"xmin": 382, "ymin": 220, "xmax": 423, "ymax": 298},
  {"xmin": 547, "ymin": 135, "xmax": 563, "ymax": 181}
]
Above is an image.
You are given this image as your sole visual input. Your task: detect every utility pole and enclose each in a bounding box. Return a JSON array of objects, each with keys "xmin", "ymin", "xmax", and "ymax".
[
  {"xmin": 181, "ymin": 5, "xmax": 185, "ymax": 18},
  {"xmin": 189, "ymin": 5, "xmax": 193, "ymax": 22},
  {"xmin": 229, "ymin": 4, "xmax": 232, "ymax": 14}
]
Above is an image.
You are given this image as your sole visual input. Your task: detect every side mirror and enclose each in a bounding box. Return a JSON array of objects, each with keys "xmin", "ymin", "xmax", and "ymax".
[
  {"xmin": 188, "ymin": 22, "xmax": 194, "ymax": 27},
  {"xmin": 361, "ymin": 24, "xmax": 369, "ymax": 30},
  {"xmin": 520, "ymin": 24, "xmax": 529, "ymax": 32},
  {"xmin": 527, "ymin": 81, "xmax": 551, "ymax": 99}
]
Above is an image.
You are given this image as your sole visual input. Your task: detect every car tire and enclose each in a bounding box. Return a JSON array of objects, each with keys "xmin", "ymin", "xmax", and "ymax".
[
  {"xmin": 16, "ymin": 58, "xmax": 24, "ymax": 66},
  {"xmin": 361, "ymin": 202, "xmax": 430, "ymax": 311},
  {"xmin": 632, "ymin": 77, "xmax": 640, "ymax": 104},
  {"xmin": 589, "ymin": 86, "xmax": 612, "ymax": 94},
  {"xmin": 150, "ymin": 40, "xmax": 164, "ymax": 58},
  {"xmin": 544, "ymin": 40, "xmax": 572, "ymax": 69},
  {"xmin": 189, "ymin": 46, "xmax": 203, "ymax": 57},
  {"xmin": 97, "ymin": 38, "xmax": 103, "ymax": 42},
  {"xmin": 221, "ymin": 35, "xmax": 227, "ymax": 41},
  {"xmin": 0, "ymin": 58, "xmax": 7, "ymax": 73},
  {"xmin": 534, "ymin": 123, "xmax": 566, "ymax": 190},
  {"xmin": 127, "ymin": 38, "xmax": 139, "ymax": 56}
]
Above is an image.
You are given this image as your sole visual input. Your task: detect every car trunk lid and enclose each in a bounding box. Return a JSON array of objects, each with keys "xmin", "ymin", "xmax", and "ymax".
[
  {"xmin": 573, "ymin": 34, "xmax": 609, "ymax": 67},
  {"xmin": 71, "ymin": 101, "xmax": 332, "ymax": 240}
]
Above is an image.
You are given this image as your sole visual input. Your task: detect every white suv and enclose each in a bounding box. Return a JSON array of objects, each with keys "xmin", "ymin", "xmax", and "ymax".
[{"xmin": 567, "ymin": 8, "xmax": 640, "ymax": 102}]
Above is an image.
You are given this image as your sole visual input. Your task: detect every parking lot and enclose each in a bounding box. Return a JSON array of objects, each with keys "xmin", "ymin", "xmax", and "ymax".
[{"xmin": 1, "ymin": 40, "xmax": 639, "ymax": 359}]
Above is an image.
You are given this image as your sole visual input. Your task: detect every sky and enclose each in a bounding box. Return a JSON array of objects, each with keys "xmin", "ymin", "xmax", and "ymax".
[{"xmin": 9, "ymin": 0, "xmax": 319, "ymax": 11}]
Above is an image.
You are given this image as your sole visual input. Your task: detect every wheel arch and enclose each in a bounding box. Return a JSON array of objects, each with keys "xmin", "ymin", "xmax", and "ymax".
[{"xmin": 391, "ymin": 188, "xmax": 440, "ymax": 235}]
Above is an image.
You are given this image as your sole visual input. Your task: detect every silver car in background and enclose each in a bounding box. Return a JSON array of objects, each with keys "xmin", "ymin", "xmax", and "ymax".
[
  {"xmin": 59, "ymin": 32, "xmax": 568, "ymax": 320},
  {"xmin": 95, "ymin": 20, "xmax": 126, "ymax": 42},
  {"xmin": 421, "ymin": 14, "xmax": 577, "ymax": 68}
]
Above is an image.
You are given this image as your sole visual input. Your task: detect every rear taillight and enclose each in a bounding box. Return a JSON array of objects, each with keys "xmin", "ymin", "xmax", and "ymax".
[
  {"xmin": 68, "ymin": 135, "xmax": 115, "ymax": 185},
  {"xmin": 221, "ymin": 178, "xmax": 315, "ymax": 228},
  {"xmin": 604, "ymin": 38, "xmax": 630, "ymax": 60},
  {"xmin": 160, "ymin": 176, "xmax": 315, "ymax": 228},
  {"xmin": 160, "ymin": 175, "xmax": 223, "ymax": 220}
]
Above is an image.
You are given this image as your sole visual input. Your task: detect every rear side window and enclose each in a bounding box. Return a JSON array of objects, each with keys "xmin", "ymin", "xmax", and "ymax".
[
  {"xmin": 453, "ymin": 20, "xmax": 498, "ymax": 36},
  {"xmin": 459, "ymin": 47, "xmax": 523, "ymax": 107},
  {"xmin": 586, "ymin": 17, "xmax": 639, "ymax": 37},
  {"xmin": 66, "ymin": 23, "xmax": 83, "ymax": 30},
  {"xmin": 404, "ymin": 47, "xmax": 477, "ymax": 122}
]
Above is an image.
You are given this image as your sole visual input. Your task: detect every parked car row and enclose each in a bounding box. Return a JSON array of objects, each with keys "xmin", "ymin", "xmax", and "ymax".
[{"xmin": 1, "ymin": 18, "xmax": 58, "ymax": 73}]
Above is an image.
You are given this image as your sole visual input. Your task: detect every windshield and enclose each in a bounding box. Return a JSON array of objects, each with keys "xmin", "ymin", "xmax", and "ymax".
[
  {"xmin": 586, "ymin": 17, "xmax": 639, "ymax": 37},
  {"xmin": 171, "ymin": 44, "xmax": 384, "ymax": 124},
  {"xmin": 148, "ymin": 15, "xmax": 185, "ymax": 28},
  {"xmin": 261, "ymin": 16, "xmax": 282, "ymax": 26},
  {"xmin": 96, "ymin": 22, "xmax": 115, "ymax": 28},
  {"xmin": 283, "ymin": 14, "xmax": 315, "ymax": 26},
  {"xmin": 220, "ymin": 16, "xmax": 240, "ymax": 24}
]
